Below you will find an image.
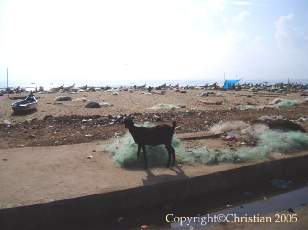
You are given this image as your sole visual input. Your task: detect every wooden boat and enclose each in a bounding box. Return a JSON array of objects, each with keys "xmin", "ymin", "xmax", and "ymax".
[{"xmin": 11, "ymin": 94, "xmax": 38, "ymax": 113}]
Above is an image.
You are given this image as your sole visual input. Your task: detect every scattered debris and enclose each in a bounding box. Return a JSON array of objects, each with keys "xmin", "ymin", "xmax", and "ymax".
[
  {"xmin": 147, "ymin": 104, "xmax": 180, "ymax": 110},
  {"xmin": 2, "ymin": 120, "xmax": 12, "ymax": 126},
  {"xmin": 270, "ymin": 98, "xmax": 298, "ymax": 108},
  {"xmin": 100, "ymin": 102, "xmax": 113, "ymax": 107},
  {"xmin": 225, "ymin": 135, "xmax": 238, "ymax": 142},
  {"xmin": 234, "ymin": 105, "xmax": 257, "ymax": 111}
]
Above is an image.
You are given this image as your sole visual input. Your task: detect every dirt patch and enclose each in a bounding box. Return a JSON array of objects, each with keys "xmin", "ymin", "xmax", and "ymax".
[{"xmin": 0, "ymin": 107, "xmax": 307, "ymax": 149}]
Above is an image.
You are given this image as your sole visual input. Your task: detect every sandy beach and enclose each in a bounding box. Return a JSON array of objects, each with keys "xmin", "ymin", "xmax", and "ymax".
[
  {"xmin": 0, "ymin": 89, "xmax": 307, "ymax": 149},
  {"xmin": 0, "ymin": 89, "xmax": 306, "ymax": 122}
]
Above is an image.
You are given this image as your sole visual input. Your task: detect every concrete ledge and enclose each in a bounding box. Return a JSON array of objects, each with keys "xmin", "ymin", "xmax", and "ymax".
[{"xmin": 1, "ymin": 154, "xmax": 308, "ymax": 230}]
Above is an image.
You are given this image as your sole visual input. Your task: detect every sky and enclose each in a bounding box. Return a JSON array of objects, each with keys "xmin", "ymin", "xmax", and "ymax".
[{"xmin": 0, "ymin": 0, "xmax": 308, "ymax": 86}]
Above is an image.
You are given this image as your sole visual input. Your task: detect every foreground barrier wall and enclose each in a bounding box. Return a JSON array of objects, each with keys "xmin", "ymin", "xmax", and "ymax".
[{"xmin": 1, "ymin": 154, "xmax": 308, "ymax": 230}]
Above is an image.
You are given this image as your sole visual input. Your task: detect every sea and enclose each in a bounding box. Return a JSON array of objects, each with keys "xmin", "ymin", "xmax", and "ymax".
[{"xmin": 1, "ymin": 78, "xmax": 308, "ymax": 91}]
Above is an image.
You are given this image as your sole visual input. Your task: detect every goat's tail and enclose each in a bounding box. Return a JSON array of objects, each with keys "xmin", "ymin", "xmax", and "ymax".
[{"xmin": 172, "ymin": 121, "xmax": 176, "ymax": 131}]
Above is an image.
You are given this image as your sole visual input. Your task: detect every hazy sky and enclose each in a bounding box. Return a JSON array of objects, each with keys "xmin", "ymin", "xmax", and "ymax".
[{"xmin": 0, "ymin": 0, "xmax": 308, "ymax": 86}]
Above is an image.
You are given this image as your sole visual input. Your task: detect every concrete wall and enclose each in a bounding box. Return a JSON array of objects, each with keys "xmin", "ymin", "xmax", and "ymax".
[{"xmin": 1, "ymin": 154, "xmax": 308, "ymax": 230}]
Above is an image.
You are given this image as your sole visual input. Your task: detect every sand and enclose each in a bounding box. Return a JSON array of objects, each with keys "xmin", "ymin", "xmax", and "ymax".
[{"xmin": 0, "ymin": 89, "xmax": 306, "ymax": 123}]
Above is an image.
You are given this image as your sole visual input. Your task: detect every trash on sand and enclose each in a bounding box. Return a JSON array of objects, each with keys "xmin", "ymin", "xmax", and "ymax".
[
  {"xmin": 209, "ymin": 121, "xmax": 249, "ymax": 134},
  {"xmin": 100, "ymin": 102, "xmax": 113, "ymax": 107},
  {"xmin": 87, "ymin": 155, "xmax": 93, "ymax": 159},
  {"xmin": 225, "ymin": 135, "xmax": 238, "ymax": 141},
  {"xmin": 235, "ymin": 105, "xmax": 257, "ymax": 110},
  {"xmin": 271, "ymin": 179, "xmax": 292, "ymax": 189},
  {"xmin": 2, "ymin": 120, "xmax": 12, "ymax": 126},
  {"xmin": 270, "ymin": 98, "xmax": 298, "ymax": 108},
  {"xmin": 199, "ymin": 92, "xmax": 210, "ymax": 97},
  {"xmin": 147, "ymin": 104, "xmax": 180, "ymax": 110},
  {"xmin": 85, "ymin": 134, "xmax": 93, "ymax": 137},
  {"xmin": 112, "ymin": 91, "xmax": 119, "ymax": 95}
]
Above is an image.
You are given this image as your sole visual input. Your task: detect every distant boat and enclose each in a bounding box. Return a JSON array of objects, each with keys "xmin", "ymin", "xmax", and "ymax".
[{"xmin": 11, "ymin": 93, "xmax": 38, "ymax": 113}]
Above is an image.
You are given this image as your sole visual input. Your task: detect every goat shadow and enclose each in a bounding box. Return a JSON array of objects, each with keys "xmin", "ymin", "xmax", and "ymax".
[{"xmin": 142, "ymin": 165, "xmax": 188, "ymax": 186}]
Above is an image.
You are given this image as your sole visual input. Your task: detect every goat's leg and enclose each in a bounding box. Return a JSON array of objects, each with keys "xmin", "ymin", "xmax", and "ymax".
[
  {"xmin": 170, "ymin": 145, "xmax": 176, "ymax": 166},
  {"xmin": 165, "ymin": 144, "xmax": 173, "ymax": 167},
  {"xmin": 137, "ymin": 144, "xmax": 141, "ymax": 159},
  {"xmin": 165, "ymin": 144, "xmax": 176, "ymax": 167},
  {"xmin": 141, "ymin": 145, "xmax": 148, "ymax": 169}
]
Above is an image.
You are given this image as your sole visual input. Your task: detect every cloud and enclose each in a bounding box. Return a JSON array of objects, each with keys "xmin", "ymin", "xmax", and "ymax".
[
  {"xmin": 231, "ymin": 1, "xmax": 254, "ymax": 6},
  {"xmin": 274, "ymin": 13, "xmax": 294, "ymax": 51},
  {"xmin": 230, "ymin": 0, "xmax": 267, "ymax": 7},
  {"xmin": 234, "ymin": 10, "xmax": 250, "ymax": 22}
]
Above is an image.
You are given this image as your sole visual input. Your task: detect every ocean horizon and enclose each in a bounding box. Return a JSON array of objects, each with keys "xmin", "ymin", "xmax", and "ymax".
[{"xmin": 1, "ymin": 78, "xmax": 308, "ymax": 91}]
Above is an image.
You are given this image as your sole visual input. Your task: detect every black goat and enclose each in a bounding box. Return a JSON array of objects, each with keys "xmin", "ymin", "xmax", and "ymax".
[{"xmin": 123, "ymin": 117, "xmax": 176, "ymax": 169}]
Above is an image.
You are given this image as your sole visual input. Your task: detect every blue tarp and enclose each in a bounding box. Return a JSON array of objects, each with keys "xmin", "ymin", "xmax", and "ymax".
[{"xmin": 223, "ymin": 79, "xmax": 240, "ymax": 89}]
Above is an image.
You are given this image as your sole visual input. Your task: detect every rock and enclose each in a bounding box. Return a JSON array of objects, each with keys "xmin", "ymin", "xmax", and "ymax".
[
  {"xmin": 85, "ymin": 101, "xmax": 101, "ymax": 108},
  {"xmin": 55, "ymin": 96, "xmax": 72, "ymax": 101}
]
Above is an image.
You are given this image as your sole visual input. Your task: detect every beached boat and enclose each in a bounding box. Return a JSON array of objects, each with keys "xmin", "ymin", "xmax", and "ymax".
[{"xmin": 11, "ymin": 93, "xmax": 38, "ymax": 113}]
